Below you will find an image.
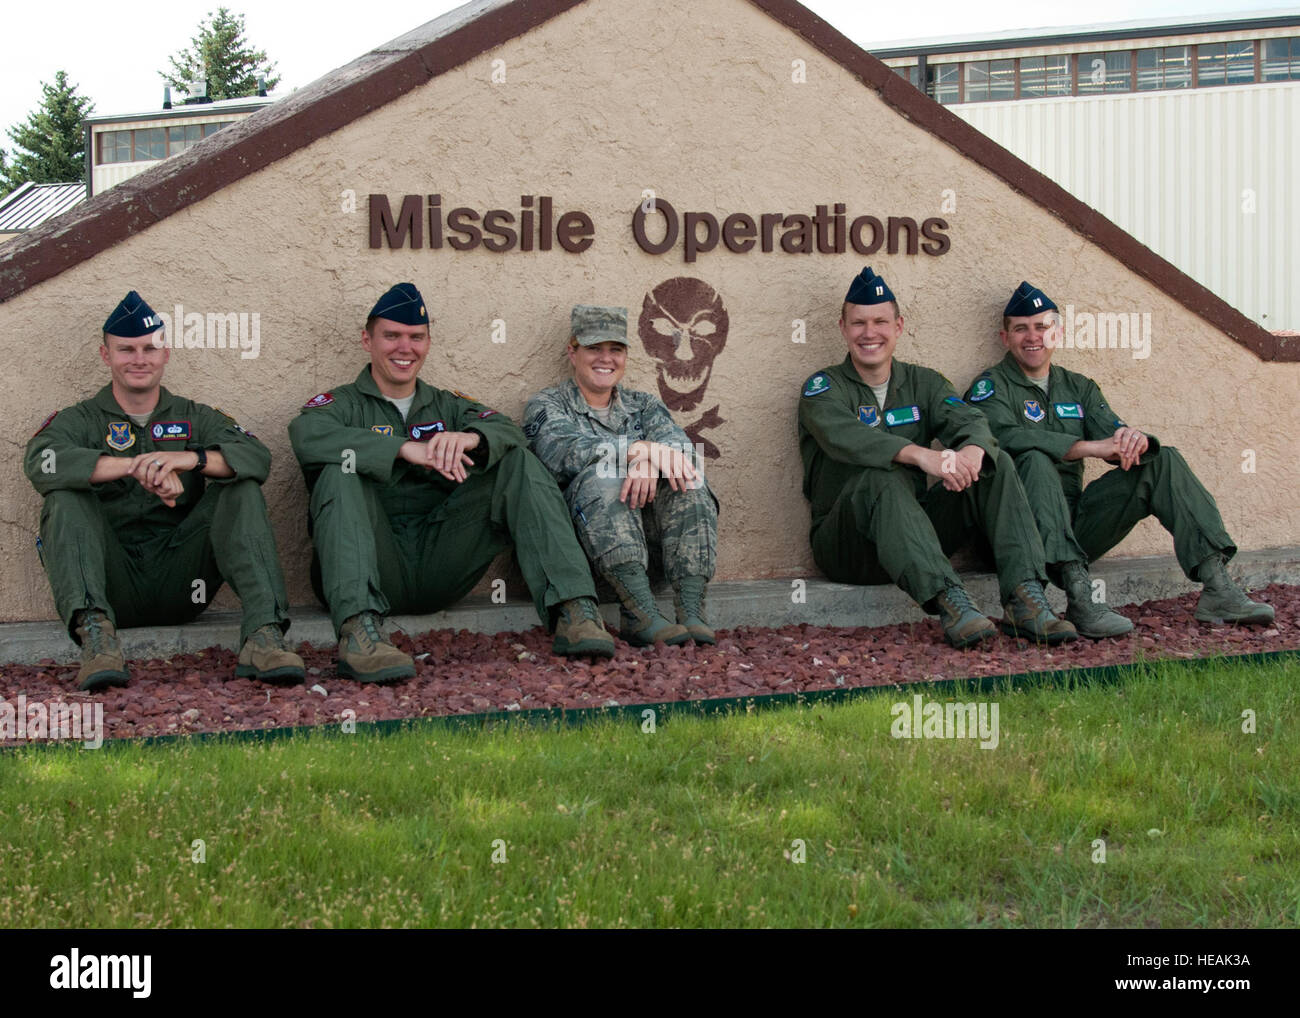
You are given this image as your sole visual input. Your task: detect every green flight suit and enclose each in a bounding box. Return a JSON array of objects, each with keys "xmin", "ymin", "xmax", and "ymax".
[
  {"xmin": 966, "ymin": 353, "xmax": 1235, "ymax": 581},
  {"xmin": 798, "ymin": 355, "xmax": 1048, "ymax": 609},
  {"xmin": 523, "ymin": 379, "xmax": 718, "ymax": 582},
  {"xmin": 22, "ymin": 386, "xmax": 290, "ymax": 643},
  {"xmin": 287, "ymin": 367, "xmax": 597, "ymax": 633}
]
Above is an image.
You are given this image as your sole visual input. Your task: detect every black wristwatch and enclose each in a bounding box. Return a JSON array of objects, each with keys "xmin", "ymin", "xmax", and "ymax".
[{"xmin": 189, "ymin": 446, "xmax": 208, "ymax": 472}]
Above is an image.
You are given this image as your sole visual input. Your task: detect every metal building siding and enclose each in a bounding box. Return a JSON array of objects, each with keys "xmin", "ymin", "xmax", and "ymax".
[{"xmin": 954, "ymin": 83, "xmax": 1298, "ymax": 330}]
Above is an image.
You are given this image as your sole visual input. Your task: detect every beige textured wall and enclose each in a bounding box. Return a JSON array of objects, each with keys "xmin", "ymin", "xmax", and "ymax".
[{"xmin": 2, "ymin": 0, "xmax": 1297, "ymax": 623}]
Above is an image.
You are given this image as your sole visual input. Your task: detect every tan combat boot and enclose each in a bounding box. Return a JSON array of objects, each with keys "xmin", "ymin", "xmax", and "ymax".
[
  {"xmin": 1194, "ymin": 555, "xmax": 1275, "ymax": 625},
  {"xmin": 236, "ymin": 624, "xmax": 306, "ymax": 683},
  {"xmin": 672, "ymin": 576, "xmax": 716, "ymax": 645},
  {"xmin": 338, "ymin": 612, "xmax": 416, "ymax": 683},
  {"xmin": 606, "ymin": 563, "xmax": 691, "ymax": 647},
  {"xmin": 551, "ymin": 597, "xmax": 616, "ymax": 658},
  {"xmin": 1000, "ymin": 580, "xmax": 1078, "ymax": 645},
  {"xmin": 73, "ymin": 609, "xmax": 130, "ymax": 692}
]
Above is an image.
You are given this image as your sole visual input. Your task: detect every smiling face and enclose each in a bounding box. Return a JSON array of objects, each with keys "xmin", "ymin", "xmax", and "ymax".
[
  {"xmin": 362, "ymin": 316, "xmax": 431, "ymax": 397},
  {"xmin": 839, "ymin": 302, "xmax": 901, "ymax": 385},
  {"xmin": 568, "ymin": 340, "xmax": 628, "ymax": 407},
  {"xmin": 101, "ymin": 331, "xmax": 169, "ymax": 403},
  {"xmin": 1001, "ymin": 310, "xmax": 1061, "ymax": 378}
]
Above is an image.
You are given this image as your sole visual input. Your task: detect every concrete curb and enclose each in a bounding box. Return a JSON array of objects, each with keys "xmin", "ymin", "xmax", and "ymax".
[{"xmin": 1, "ymin": 546, "xmax": 1295, "ymax": 667}]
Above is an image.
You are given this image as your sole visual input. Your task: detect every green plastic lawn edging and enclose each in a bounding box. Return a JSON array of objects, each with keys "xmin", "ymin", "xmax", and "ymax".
[{"xmin": 3, "ymin": 647, "xmax": 1295, "ymax": 756}]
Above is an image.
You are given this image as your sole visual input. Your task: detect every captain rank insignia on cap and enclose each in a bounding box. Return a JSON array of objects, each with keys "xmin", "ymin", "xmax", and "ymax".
[
  {"xmin": 1023, "ymin": 400, "xmax": 1046, "ymax": 423},
  {"xmin": 106, "ymin": 422, "xmax": 135, "ymax": 450}
]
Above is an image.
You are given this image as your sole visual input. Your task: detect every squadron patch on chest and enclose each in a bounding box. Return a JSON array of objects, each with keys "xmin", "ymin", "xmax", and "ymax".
[
  {"xmin": 409, "ymin": 421, "xmax": 447, "ymax": 441},
  {"xmin": 1023, "ymin": 400, "xmax": 1046, "ymax": 423},
  {"xmin": 884, "ymin": 406, "xmax": 921, "ymax": 427},
  {"xmin": 1054, "ymin": 403, "xmax": 1084, "ymax": 419},
  {"xmin": 105, "ymin": 421, "xmax": 135, "ymax": 451},
  {"xmin": 371, "ymin": 425, "xmax": 394, "ymax": 436},
  {"xmin": 857, "ymin": 405, "xmax": 880, "ymax": 427},
  {"xmin": 151, "ymin": 420, "xmax": 191, "ymax": 441}
]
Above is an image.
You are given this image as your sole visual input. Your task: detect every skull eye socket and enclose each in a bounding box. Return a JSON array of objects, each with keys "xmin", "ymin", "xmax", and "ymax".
[
  {"xmin": 651, "ymin": 317, "xmax": 676, "ymax": 337},
  {"xmin": 691, "ymin": 320, "xmax": 717, "ymax": 337}
]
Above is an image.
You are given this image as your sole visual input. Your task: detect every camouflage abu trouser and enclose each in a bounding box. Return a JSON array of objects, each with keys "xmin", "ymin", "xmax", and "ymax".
[{"xmin": 565, "ymin": 464, "xmax": 718, "ymax": 583}]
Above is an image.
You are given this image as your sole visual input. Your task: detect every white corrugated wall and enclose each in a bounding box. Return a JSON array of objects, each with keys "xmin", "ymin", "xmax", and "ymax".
[{"xmin": 954, "ymin": 82, "xmax": 1299, "ymax": 331}]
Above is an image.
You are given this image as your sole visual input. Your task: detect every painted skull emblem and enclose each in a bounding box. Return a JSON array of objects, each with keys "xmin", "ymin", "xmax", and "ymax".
[{"xmin": 637, "ymin": 277, "xmax": 728, "ymax": 459}]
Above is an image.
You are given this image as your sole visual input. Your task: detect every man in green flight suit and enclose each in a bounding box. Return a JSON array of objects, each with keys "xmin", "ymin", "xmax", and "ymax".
[
  {"xmin": 799, "ymin": 267, "xmax": 1076, "ymax": 648},
  {"xmin": 288, "ymin": 282, "xmax": 615, "ymax": 682},
  {"xmin": 23, "ymin": 290, "xmax": 304, "ymax": 691},
  {"xmin": 965, "ymin": 281, "xmax": 1273, "ymax": 637}
]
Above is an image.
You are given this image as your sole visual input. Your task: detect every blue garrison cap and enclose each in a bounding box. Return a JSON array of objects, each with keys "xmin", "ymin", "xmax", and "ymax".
[
  {"xmin": 844, "ymin": 266, "xmax": 896, "ymax": 307},
  {"xmin": 368, "ymin": 282, "xmax": 429, "ymax": 326},
  {"xmin": 103, "ymin": 290, "xmax": 163, "ymax": 337},
  {"xmin": 1004, "ymin": 281, "xmax": 1058, "ymax": 318}
]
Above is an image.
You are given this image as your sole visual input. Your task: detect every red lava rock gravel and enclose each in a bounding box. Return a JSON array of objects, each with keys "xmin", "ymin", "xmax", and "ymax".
[{"xmin": 1, "ymin": 584, "xmax": 1294, "ymax": 744}]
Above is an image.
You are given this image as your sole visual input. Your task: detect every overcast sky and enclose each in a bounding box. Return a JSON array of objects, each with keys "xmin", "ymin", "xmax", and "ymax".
[{"xmin": 0, "ymin": 0, "xmax": 1287, "ymax": 148}]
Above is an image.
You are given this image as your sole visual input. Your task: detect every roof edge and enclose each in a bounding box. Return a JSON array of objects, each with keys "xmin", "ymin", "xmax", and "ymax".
[
  {"xmin": 747, "ymin": 0, "xmax": 1290, "ymax": 362},
  {"xmin": 0, "ymin": 0, "xmax": 1290, "ymax": 363}
]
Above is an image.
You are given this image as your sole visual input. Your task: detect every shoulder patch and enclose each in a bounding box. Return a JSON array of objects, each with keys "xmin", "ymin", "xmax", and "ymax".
[
  {"xmin": 943, "ymin": 396, "xmax": 965, "ymax": 406},
  {"xmin": 33, "ymin": 411, "xmax": 58, "ymax": 437},
  {"xmin": 802, "ymin": 373, "xmax": 831, "ymax": 397},
  {"xmin": 477, "ymin": 410, "xmax": 498, "ymax": 419},
  {"xmin": 969, "ymin": 377, "xmax": 994, "ymax": 402},
  {"xmin": 303, "ymin": 392, "xmax": 334, "ymax": 408},
  {"xmin": 452, "ymin": 389, "xmax": 478, "ymax": 402},
  {"xmin": 214, "ymin": 406, "xmax": 237, "ymax": 422},
  {"xmin": 523, "ymin": 408, "xmax": 548, "ymax": 440}
]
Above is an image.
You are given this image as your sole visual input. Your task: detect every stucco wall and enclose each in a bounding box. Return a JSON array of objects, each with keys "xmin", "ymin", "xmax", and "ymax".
[{"xmin": 2, "ymin": 0, "xmax": 1296, "ymax": 623}]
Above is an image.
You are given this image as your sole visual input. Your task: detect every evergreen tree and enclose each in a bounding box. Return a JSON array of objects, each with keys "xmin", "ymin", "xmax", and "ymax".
[
  {"xmin": 162, "ymin": 8, "xmax": 281, "ymax": 101},
  {"xmin": 2, "ymin": 71, "xmax": 95, "ymax": 194}
]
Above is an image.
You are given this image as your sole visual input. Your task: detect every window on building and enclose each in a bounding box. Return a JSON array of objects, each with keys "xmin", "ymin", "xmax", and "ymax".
[
  {"xmin": 927, "ymin": 62, "xmax": 960, "ymax": 104},
  {"xmin": 202, "ymin": 121, "xmax": 233, "ymax": 137},
  {"xmin": 99, "ymin": 130, "xmax": 133, "ymax": 164},
  {"xmin": 1018, "ymin": 54, "xmax": 1072, "ymax": 98},
  {"xmin": 135, "ymin": 127, "xmax": 166, "ymax": 160},
  {"xmin": 1077, "ymin": 50, "xmax": 1133, "ymax": 94},
  {"xmin": 964, "ymin": 59, "xmax": 1015, "ymax": 102},
  {"xmin": 1263, "ymin": 37, "xmax": 1300, "ymax": 80},
  {"xmin": 1197, "ymin": 41, "xmax": 1256, "ymax": 86},
  {"xmin": 167, "ymin": 124, "xmax": 203, "ymax": 156},
  {"xmin": 1136, "ymin": 46, "xmax": 1192, "ymax": 90}
]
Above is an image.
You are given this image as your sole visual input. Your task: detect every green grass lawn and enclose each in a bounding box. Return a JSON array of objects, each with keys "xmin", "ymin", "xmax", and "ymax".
[{"xmin": 2, "ymin": 656, "xmax": 1297, "ymax": 928}]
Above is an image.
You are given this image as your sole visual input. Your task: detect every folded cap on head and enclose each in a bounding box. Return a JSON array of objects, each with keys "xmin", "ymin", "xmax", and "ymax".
[
  {"xmin": 571, "ymin": 305, "xmax": 628, "ymax": 347},
  {"xmin": 843, "ymin": 266, "xmax": 895, "ymax": 307},
  {"xmin": 103, "ymin": 290, "xmax": 162, "ymax": 337},
  {"xmin": 1003, "ymin": 281, "xmax": 1057, "ymax": 318},
  {"xmin": 369, "ymin": 282, "xmax": 428, "ymax": 326}
]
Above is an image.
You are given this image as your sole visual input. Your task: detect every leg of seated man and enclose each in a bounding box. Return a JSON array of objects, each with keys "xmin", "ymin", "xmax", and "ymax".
[
  {"xmin": 1071, "ymin": 446, "xmax": 1270, "ymax": 625},
  {"xmin": 416, "ymin": 446, "xmax": 614, "ymax": 655},
  {"xmin": 924, "ymin": 449, "xmax": 1075, "ymax": 644},
  {"xmin": 309, "ymin": 466, "xmax": 414, "ymax": 682},
  {"xmin": 812, "ymin": 468, "xmax": 996, "ymax": 648},
  {"xmin": 1011, "ymin": 449, "xmax": 1132, "ymax": 638}
]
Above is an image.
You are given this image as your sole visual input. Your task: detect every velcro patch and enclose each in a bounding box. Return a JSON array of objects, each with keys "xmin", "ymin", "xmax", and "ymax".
[
  {"xmin": 857, "ymin": 405, "xmax": 880, "ymax": 427},
  {"xmin": 1054, "ymin": 402, "xmax": 1084, "ymax": 419},
  {"xmin": 802, "ymin": 373, "xmax": 831, "ymax": 397},
  {"xmin": 477, "ymin": 410, "xmax": 498, "ymax": 419},
  {"xmin": 452, "ymin": 390, "xmax": 478, "ymax": 402},
  {"xmin": 105, "ymin": 422, "xmax": 135, "ymax": 451},
  {"xmin": 884, "ymin": 405, "xmax": 921, "ymax": 427},
  {"xmin": 409, "ymin": 421, "xmax": 446, "ymax": 441},
  {"xmin": 150, "ymin": 420, "xmax": 191, "ymax": 441},
  {"xmin": 1023, "ymin": 400, "xmax": 1046, "ymax": 423},
  {"xmin": 944, "ymin": 396, "xmax": 965, "ymax": 406},
  {"xmin": 523, "ymin": 409, "xmax": 547, "ymax": 440},
  {"xmin": 371, "ymin": 425, "xmax": 394, "ymax": 436},
  {"xmin": 303, "ymin": 393, "xmax": 334, "ymax": 408},
  {"xmin": 969, "ymin": 377, "xmax": 994, "ymax": 403}
]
